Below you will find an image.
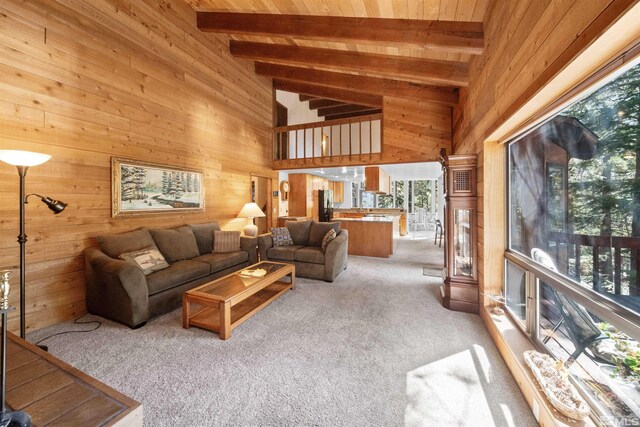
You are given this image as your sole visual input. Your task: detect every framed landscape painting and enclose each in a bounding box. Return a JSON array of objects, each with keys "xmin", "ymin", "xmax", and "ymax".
[{"xmin": 111, "ymin": 157, "xmax": 205, "ymax": 217}]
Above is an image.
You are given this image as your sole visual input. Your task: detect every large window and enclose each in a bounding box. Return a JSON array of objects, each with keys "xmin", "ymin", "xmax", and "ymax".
[{"xmin": 506, "ymin": 60, "xmax": 640, "ymax": 424}]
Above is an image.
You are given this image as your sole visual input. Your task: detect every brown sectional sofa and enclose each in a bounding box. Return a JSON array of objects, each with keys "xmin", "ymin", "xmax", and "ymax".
[
  {"xmin": 85, "ymin": 222, "xmax": 257, "ymax": 328},
  {"xmin": 257, "ymin": 220, "xmax": 348, "ymax": 282}
]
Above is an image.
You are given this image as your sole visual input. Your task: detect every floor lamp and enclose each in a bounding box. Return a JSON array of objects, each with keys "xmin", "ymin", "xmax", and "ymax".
[{"xmin": 0, "ymin": 150, "xmax": 67, "ymax": 339}]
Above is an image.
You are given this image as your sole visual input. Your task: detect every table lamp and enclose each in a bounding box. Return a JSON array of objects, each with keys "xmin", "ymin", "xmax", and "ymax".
[{"xmin": 237, "ymin": 202, "xmax": 266, "ymax": 237}]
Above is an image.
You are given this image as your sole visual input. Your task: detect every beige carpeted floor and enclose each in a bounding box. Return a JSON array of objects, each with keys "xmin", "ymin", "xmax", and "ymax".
[{"xmin": 29, "ymin": 232, "xmax": 536, "ymax": 427}]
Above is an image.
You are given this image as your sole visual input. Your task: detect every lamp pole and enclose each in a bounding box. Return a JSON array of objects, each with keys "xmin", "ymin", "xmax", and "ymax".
[{"xmin": 17, "ymin": 166, "xmax": 28, "ymax": 339}]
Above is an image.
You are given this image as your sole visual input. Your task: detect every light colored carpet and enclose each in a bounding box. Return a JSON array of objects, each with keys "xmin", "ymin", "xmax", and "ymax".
[{"xmin": 29, "ymin": 233, "xmax": 536, "ymax": 427}]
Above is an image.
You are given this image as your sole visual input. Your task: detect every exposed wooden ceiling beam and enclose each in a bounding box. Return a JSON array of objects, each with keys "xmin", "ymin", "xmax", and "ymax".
[
  {"xmin": 317, "ymin": 104, "xmax": 378, "ymax": 117},
  {"xmin": 231, "ymin": 41, "xmax": 469, "ymax": 87},
  {"xmin": 273, "ymin": 80, "xmax": 382, "ymax": 108},
  {"xmin": 197, "ymin": 12, "xmax": 484, "ymax": 55},
  {"xmin": 255, "ymin": 62, "xmax": 459, "ymax": 104},
  {"xmin": 298, "ymin": 94, "xmax": 314, "ymax": 102},
  {"xmin": 308, "ymin": 99, "xmax": 349, "ymax": 110},
  {"xmin": 325, "ymin": 109, "xmax": 383, "ymax": 121}
]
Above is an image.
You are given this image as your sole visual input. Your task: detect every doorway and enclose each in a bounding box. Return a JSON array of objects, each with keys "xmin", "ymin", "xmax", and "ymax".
[{"xmin": 251, "ymin": 175, "xmax": 272, "ymax": 235}]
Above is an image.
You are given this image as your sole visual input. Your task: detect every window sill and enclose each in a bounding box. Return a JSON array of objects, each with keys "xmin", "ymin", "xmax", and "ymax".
[{"xmin": 481, "ymin": 307, "xmax": 598, "ymax": 427}]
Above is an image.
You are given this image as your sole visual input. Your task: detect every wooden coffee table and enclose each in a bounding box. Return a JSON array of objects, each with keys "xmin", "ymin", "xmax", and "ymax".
[{"xmin": 182, "ymin": 261, "xmax": 295, "ymax": 339}]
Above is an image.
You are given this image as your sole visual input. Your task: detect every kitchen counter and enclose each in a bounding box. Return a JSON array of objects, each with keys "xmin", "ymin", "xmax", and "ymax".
[
  {"xmin": 334, "ymin": 216, "xmax": 394, "ymax": 223},
  {"xmin": 334, "ymin": 216, "xmax": 395, "ymax": 258},
  {"xmin": 334, "ymin": 209, "xmax": 407, "ymax": 236}
]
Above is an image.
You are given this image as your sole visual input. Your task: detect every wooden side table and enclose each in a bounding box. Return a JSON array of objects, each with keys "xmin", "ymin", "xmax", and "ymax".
[{"xmin": 5, "ymin": 332, "xmax": 142, "ymax": 426}]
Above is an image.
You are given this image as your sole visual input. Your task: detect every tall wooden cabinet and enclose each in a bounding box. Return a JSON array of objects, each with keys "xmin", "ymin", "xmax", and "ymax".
[
  {"xmin": 329, "ymin": 181, "xmax": 345, "ymax": 203},
  {"xmin": 439, "ymin": 149, "xmax": 478, "ymax": 314},
  {"xmin": 288, "ymin": 173, "xmax": 329, "ymax": 221}
]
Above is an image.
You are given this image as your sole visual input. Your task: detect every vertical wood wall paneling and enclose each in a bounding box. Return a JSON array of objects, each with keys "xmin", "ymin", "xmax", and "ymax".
[{"xmin": 0, "ymin": 0, "xmax": 276, "ymax": 332}]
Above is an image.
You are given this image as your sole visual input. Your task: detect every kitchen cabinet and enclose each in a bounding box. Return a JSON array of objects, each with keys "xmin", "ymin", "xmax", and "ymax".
[
  {"xmin": 329, "ymin": 181, "xmax": 345, "ymax": 203},
  {"xmin": 287, "ymin": 173, "xmax": 328, "ymax": 221}
]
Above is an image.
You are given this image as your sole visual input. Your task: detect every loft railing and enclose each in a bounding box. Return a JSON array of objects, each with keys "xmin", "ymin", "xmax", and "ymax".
[
  {"xmin": 273, "ymin": 113, "xmax": 382, "ymax": 167},
  {"xmin": 547, "ymin": 231, "xmax": 640, "ymax": 297}
]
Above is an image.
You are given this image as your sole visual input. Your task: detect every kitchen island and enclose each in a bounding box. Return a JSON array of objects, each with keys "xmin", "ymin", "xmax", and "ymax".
[{"xmin": 333, "ymin": 215, "xmax": 398, "ymax": 258}]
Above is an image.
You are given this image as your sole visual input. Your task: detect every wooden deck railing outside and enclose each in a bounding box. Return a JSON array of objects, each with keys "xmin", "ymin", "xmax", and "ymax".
[
  {"xmin": 273, "ymin": 113, "xmax": 382, "ymax": 168},
  {"xmin": 547, "ymin": 231, "xmax": 640, "ymax": 296}
]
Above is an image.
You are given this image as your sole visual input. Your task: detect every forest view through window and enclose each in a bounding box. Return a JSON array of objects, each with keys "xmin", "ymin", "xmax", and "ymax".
[
  {"xmin": 507, "ymin": 60, "xmax": 640, "ymax": 424},
  {"xmin": 510, "ymin": 62, "xmax": 640, "ymax": 311}
]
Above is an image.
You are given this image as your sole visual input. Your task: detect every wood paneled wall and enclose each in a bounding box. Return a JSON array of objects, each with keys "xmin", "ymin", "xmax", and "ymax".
[
  {"xmin": 452, "ymin": 0, "xmax": 634, "ymax": 303},
  {"xmin": 0, "ymin": 0, "xmax": 276, "ymax": 332},
  {"xmin": 382, "ymin": 96, "xmax": 452, "ymax": 164}
]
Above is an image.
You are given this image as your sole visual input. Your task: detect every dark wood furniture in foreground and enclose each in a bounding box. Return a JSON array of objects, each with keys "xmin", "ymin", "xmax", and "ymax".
[
  {"xmin": 5, "ymin": 332, "xmax": 142, "ymax": 426},
  {"xmin": 439, "ymin": 149, "xmax": 479, "ymax": 314},
  {"xmin": 183, "ymin": 262, "xmax": 295, "ymax": 340}
]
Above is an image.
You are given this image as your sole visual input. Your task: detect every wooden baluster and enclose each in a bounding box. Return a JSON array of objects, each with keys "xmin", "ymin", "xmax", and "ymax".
[
  {"xmin": 614, "ymin": 247, "xmax": 622, "ymax": 295},
  {"xmin": 304, "ymin": 127, "xmax": 316, "ymax": 164},
  {"xmin": 349, "ymin": 121, "xmax": 352, "ymax": 161},
  {"xmin": 338, "ymin": 123, "xmax": 342, "ymax": 162},
  {"xmin": 575, "ymin": 244, "xmax": 581, "ymax": 282},
  {"xmin": 279, "ymin": 132, "xmax": 283, "ymax": 167},
  {"xmin": 369, "ymin": 120, "xmax": 373, "ymax": 160},
  {"xmin": 303, "ymin": 126, "xmax": 306, "ymax": 164},
  {"xmin": 593, "ymin": 245, "xmax": 600, "ymax": 292},
  {"xmin": 359, "ymin": 120, "xmax": 362, "ymax": 161},
  {"xmin": 329, "ymin": 124, "xmax": 332, "ymax": 161}
]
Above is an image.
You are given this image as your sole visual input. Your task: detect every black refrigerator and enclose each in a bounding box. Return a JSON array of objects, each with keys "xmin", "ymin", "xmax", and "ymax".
[{"xmin": 318, "ymin": 190, "xmax": 334, "ymax": 222}]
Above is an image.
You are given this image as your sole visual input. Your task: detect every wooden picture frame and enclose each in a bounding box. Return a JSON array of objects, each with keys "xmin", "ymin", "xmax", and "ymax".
[{"xmin": 111, "ymin": 157, "xmax": 205, "ymax": 217}]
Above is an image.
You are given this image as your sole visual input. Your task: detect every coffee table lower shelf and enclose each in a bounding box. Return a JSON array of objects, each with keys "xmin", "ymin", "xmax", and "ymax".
[{"xmin": 184, "ymin": 280, "xmax": 292, "ymax": 339}]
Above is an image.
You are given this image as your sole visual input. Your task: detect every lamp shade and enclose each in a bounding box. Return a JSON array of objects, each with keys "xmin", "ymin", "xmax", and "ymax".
[
  {"xmin": 237, "ymin": 202, "xmax": 266, "ymax": 218},
  {"xmin": 0, "ymin": 150, "xmax": 51, "ymax": 167}
]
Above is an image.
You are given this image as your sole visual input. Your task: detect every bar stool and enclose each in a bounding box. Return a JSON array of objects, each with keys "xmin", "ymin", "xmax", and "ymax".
[{"xmin": 434, "ymin": 219, "xmax": 443, "ymax": 247}]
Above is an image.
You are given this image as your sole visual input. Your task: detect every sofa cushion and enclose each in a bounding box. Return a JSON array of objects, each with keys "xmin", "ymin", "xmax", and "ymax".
[
  {"xmin": 188, "ymin": 222, "xmax": 221, "ymax": 255},
  {"xmin": 270, "ymin": 227, "xmax": 294, "ymax": 247},
  {"xmin": 97, "ymin": 228, "xmax": 156, "ymax": 259},
  {"xmin": 193, "ymin": 251, "xmax": 249, "ymax": 273},
  {"xmin": 213, "ymin": 230, "xmax": 241, "ymax": 253},
  {"xmin": 308, "ymin": 222, "xmax": 341, "ymax": 246},
  {"xmin": 295, "ymin": 246, "xmax": 325, "ymax": 264},
  {"xmin": 149, "ymin": 226, "xmax": 200, "ymax": 263},
  {"xmin": 146, "ymin": 259, "xmax": 210, "ymax": 296},
  {"xmin": 286, "ymin": 220, "xmax": 313, "ymax": 246},
  {"xmin": 119, "ymin": 246, "xmax": 169, "ymax": 275},
  {"xmin": 267, "ymin": 245, "xmax": 305, "ymax": 261}
]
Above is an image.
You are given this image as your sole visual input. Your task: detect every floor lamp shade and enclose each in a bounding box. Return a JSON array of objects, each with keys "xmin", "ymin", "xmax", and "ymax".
[
  {"xmin": 0, "ymin": 150, "xmax": 51, "ymax": 167},
  {"xmin": 237, "ymin": 202, "xmax": 266, "ymax": 237}
]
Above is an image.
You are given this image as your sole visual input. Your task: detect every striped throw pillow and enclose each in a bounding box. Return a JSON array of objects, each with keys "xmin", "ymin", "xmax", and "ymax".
[
  {"xmin": 321, "ymin": 229, "xmax": 337, "ymax": 253},
  {"xmin": 270, "ymin": 227, "xmax": 293, "ymax": 247},
  {"xmin": 213, "ymin": 230, "xmax": 241, "ymax": 253}
]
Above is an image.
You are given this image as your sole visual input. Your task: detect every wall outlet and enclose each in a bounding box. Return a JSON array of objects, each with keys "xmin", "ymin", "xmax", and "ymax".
[{"xmin": 532, "ymin": 399, "xmax": 540, "ymax": 422}]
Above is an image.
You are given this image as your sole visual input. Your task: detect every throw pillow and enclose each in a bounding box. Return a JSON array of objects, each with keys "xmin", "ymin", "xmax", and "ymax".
[
  {"xmin": 120, "ymin": 246, "xmax": 169, "ymax": 275},
  {"xmin": 270, "ymin": 227, "xmax": 293, "ymax": 247},
  {"xmin": 321, "ymin": 229, "xmax": 337, "ymax": 253},
  {"xmin": 213, "ymin": 230, "xmax": 241, "ymax": 253}
]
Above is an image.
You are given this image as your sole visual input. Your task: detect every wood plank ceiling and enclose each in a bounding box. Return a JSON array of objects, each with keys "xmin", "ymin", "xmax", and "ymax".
[{"xmin": 185, "ymin": 0, "xmax": 489, "ymax": 119}]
